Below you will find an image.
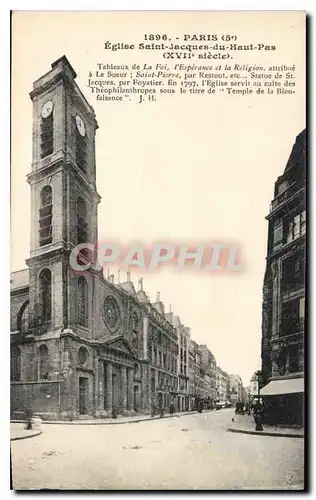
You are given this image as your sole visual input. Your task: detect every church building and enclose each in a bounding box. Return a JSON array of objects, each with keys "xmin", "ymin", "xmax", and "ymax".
[{"xmin": 10, "ymin": 56, "xmax": 179, "ymax": 420}]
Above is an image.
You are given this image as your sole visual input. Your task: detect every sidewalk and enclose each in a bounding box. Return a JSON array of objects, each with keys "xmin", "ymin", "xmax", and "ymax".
[
  {"xmin": 12, "ymin": 410, "xmax": 200, "ymax": 426},
  {"xmin": 11, "ymin": 423, "xmax": 42, "ymax": 441},
  {"xmin": 227, "ymin": 413, "xmax": 304, "ymax": 438}
]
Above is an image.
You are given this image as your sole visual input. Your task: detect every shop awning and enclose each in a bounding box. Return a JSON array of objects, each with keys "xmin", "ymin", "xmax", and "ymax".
[{"xmin": 260, "ymin": 377, "xmax": 304, "ymax": 396}]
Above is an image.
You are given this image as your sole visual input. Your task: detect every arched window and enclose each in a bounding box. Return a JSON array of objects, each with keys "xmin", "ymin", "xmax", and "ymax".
[
  {"xmin": 132, "ymin": 312, "xmax": 139, "ymax": 346},
  {"xmin": 17, "ymin": 300, "xmax": 29, "ymax": 333},
  {"xmin": 77, "ymin": 276, "xmax": 88, "ymax": 327},
  {"xmin": 77, "ymin": 197, "xmax": 88, "ymax": 245},
  {"xmin": 39, "ymin": 186, "xmax": 53, "ymax": 246},
  {"xmin": 73, "ymin": 116, "xmax": 87, "ymax": 173},
  {"xmin": 40, "ymin": 106, "xmax": 54, "ymax": 159},
  {"xmin": 38, "ymin": 344, "xmax": 49, "ymax": 380},
  {"xmin": 77, "ymin": 197, "xmax": 90, "ymax": 263},
  {"xmin": 39, "ymin": 269, "xmax": 52, "ymax": 322},
  {"xmin": 11, "ymin": 346, "xmax": 21, "ymax": 381},
  {"xmin": 40, "ymin": 185, "xmax": 52, "ymax": 207}
]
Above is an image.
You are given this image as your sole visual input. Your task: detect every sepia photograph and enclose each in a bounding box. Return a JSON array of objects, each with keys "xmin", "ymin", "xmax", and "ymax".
[{"xmin": 9, "ymin": 10, "xmax": 306, "ymax": 491}]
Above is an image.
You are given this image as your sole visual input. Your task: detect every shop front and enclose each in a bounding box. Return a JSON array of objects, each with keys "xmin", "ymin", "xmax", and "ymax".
[{"xmin": 260, "ymin": 376, "xmax": 304, "ymax": 427}]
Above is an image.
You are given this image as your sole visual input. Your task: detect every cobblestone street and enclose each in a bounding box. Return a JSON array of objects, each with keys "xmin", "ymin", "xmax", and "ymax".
[{"xmin": 11, "ymin": 409, "xmax": 304, "ymax": 490}]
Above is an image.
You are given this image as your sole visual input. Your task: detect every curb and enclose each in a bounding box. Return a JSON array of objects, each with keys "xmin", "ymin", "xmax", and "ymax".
[
  {"xmin": 227, "ymin": 427, "xmax": 304, "ymax": 439},
  {"xmin": 11, "ymin": 411, "xmax": 200, "ymax": 426},
  {"xmin": 10, "ymin": 430, "xmax": 43, "ymax": 442}
]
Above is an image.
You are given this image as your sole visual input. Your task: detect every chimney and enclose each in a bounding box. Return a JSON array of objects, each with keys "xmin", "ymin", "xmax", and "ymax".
[{"xmin": 138, "ymin": 278, "xmax": 143, "ymax": 291}]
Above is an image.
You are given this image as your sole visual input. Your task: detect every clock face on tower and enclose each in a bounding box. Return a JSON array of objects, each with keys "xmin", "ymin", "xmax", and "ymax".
[
  {"xmin": 41, "ymin": 100, "xmax": 54, "ymax": 118},
  {"xmin": 102, "ymin": 296, "xmax": 121, "ymax": 332},
  {"xmin": 75, "ymin": 114, "xmax": 86, "ymax": 137}
]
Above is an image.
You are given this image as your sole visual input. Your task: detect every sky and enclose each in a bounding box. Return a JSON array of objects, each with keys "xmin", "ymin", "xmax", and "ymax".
[{"xmin": 11, "ymin": 11, "xmax": 305, "ymax": 386}]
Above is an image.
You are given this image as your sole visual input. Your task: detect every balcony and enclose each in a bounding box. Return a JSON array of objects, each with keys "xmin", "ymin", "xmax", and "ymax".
[{"xmin": 269, "ymin": 182, "xmax": 304, "ymax": 214}]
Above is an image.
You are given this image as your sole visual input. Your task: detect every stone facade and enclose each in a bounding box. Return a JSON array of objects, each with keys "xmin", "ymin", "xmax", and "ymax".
[
  {"xmin": 260, "ymin": 129, "xmax": 306, "ymax": 426},
  {"xmin": 216, "ymin": 366, "xmax": 229, "ymax": 403},
  {"xmin": 166, "ymin": 315, "xmax": 190, "ymax": 412},
  {"xmin": 186, "ymin": 342, "xmax": 231, "ymax": 409},
  {"xmin": 199, "ymin": 345, "xmax": 217, "ymax": 403}
]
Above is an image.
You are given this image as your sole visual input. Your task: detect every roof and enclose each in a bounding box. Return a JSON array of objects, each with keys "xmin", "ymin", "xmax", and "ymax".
[
  {"xmin": 97, "ymin": 334, "xmax": 138, "ymax": 358},
  {"xmin": 98, "ymin": 334, "xmax": 122, "ymax": 344},
  {"xmin": 117, "ymin": 281, "xmax": 137, "ymax": 296},
  {"xmin": 10, "ymin": 269, "xmax": 29, "ymax": 291},
  {"xmin": 284, "ymin": 129, "xmax": 306, "ymax": 173}
]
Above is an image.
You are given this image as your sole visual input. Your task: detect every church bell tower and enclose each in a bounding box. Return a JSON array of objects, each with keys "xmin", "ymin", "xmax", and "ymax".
[{"xmin": 26, "ymin": 56, "xmax": 100, "ymax": 332}]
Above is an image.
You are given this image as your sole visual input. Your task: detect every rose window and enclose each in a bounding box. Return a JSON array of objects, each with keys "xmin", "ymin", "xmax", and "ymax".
[{"xmin": 103, "ymin": 296, "xmax": 120, "ymax": 331}]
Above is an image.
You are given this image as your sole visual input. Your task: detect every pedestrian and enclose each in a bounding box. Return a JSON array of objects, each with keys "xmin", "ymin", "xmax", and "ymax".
[
  {"xmin": 25, "ymin": 404, "xmax": 33, "ymax": 430},
  {"xmin": 151, "ymin": 403, "xmax": 156, "ymax": 417},
  {"xmin": 253, "ymin": 404, "xmax": 264, "ymax": 431},
  {"xmin": 170, "ymin": 402, "xmax": 175, "ymax": 415}
]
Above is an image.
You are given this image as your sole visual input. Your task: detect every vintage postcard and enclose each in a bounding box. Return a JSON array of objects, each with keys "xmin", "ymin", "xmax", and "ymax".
[{"xmin": 10, "ymin": 10, "xmax": 306, "ymax": 490}]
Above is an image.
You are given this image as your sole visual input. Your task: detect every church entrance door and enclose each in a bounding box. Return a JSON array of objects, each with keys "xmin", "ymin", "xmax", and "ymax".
[{"xmin": 79, "ymin": 377, "xmax": 88, "ymax": 415}]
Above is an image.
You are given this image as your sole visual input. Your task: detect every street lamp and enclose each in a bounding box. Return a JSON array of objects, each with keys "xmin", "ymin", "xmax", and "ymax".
[
  {"xmin": 256, "ymin": 370, "xmax": 261, "ymax": 404},
  {"xmin": 254, "ymin": 370, "xmax": 264, "ymax": 431}
]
